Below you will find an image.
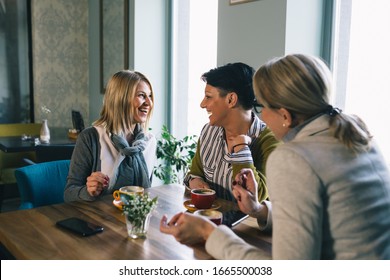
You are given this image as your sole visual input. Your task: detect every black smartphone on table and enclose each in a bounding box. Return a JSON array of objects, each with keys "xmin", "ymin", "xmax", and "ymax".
[
  {"xmin": 56, "ymin": 217, "xmax": 104, "ymax": 237},
  {"xmin": 222, "ymin": 210, "xmax": 249, "ymax": 227}
]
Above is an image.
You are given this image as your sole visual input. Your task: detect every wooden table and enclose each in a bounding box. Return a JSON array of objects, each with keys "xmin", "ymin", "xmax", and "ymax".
[{"xmin": 0, "ymin": 184, "xmax": 271, "ymax": 260}]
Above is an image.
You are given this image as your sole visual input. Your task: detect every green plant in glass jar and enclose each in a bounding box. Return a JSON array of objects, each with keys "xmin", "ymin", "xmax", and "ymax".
[{"xmin": 122, "ymin": 194, "xmax": 158, "ymax": 239}]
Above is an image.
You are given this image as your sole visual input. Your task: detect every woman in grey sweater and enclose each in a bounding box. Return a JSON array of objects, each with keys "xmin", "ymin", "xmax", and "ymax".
[
  {"xmin": 160, "ymin": 54, "xmax": 390, "ymax": 259},
  {"xmin": 64, "ymin": 70, "xmax": 156, "ymax": 202}
]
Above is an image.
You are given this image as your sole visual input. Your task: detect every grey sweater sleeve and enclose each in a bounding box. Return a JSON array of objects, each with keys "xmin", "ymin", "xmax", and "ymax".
[{"xmin": 64, "ymin": 127, "xmax": 101, "ymax": 202}]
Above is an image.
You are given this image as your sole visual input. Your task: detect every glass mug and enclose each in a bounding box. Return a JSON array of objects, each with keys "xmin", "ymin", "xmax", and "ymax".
[{"xmin": 113, "ymin": 186, "xmax": 144, "ymax": 203}]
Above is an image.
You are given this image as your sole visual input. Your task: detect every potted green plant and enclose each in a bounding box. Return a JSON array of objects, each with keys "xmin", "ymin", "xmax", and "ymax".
[{"xmin": 153, "ymin": 125, "xmax": 198, "ymax": 184}]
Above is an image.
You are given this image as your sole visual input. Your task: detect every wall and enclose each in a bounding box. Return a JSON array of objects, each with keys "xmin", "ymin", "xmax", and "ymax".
[
  {"xmin": 32, "ymin": 0, "xmax": 89, "ymax": 128},
  {"xmin": 217, "ymin": 0, "xmax": 287, "ymax": 68},
  {"xmin": 217, "ymin": 0, "xmax": 324, "ymax": 68}
]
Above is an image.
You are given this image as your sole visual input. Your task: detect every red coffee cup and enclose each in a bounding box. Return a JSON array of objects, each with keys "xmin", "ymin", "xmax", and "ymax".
[
  {"xmin": 194, "ymin": 209, "xmax": 223, "ymax": 225},
  {"xmin": 191, "ymin": 188, "xmax": 216, "ymax": 209}
]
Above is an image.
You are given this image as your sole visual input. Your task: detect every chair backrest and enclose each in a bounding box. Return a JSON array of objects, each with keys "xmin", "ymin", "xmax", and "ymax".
[
  {"xmin": 36, "ymin": 145, "xmax": 74, "ymax": 163},
  {"xmin": 72, "ymin": 110, "xmax": 85, "ymax": 132},
  {"xmin": 15, "ymin": 159, "xmax": 70, "ymax": 209}
]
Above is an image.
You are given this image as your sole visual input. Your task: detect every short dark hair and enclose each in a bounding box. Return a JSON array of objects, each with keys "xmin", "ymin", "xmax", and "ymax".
[{"xmin": 201, "ymin": 62, "xmax": 255, "ymax": 110}]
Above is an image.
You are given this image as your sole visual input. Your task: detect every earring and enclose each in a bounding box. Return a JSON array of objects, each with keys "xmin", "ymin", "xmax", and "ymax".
[{"xmin": 282, "ymin": 123, "xmax": 286, "ymax": 127}]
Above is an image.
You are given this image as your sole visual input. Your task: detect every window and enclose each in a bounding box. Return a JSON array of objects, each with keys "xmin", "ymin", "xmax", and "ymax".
[
  {"xmin": 171, "ymin": 0, "xmax": 218, "ymax": 138},
  {"xmin": 332, "ymin": 0, "xmax": 390, "ymax": 165},
  {"xmin": 0, "ymin": 0, "xmax": 33, "ymax": 123}
]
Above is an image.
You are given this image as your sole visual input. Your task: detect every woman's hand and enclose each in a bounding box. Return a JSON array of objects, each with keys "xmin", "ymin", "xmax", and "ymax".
[
  {"xmin": 232, "ymin": 169, "xmax": 264, "ymax": 217},
  {"xmin": 86, "ymin": 172, "xmax": 109, "ymax": 197},
  {"xmin": 188, "ymin": 177, "xmax": 210, "ymax": 190},
  {"xmin": 160, "ymin": 212, "xmax": 217, "ymax": 245},
  {"xmin": 228, "ymin": 135, "xmax": 252, "ymax": 153}
]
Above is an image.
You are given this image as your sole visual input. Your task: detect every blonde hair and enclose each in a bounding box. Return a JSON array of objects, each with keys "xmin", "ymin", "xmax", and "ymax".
[
  {"xmin": 93, "ymin": 70, "xmax": 154, "ymax": 134},
  {"xmin": 253, "ymin": 54, "xmax": 372, "ymax": 153}
]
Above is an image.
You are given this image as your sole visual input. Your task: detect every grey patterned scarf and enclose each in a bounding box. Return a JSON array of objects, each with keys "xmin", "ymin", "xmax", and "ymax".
[{"xmin": 110, "ymin": 124, "xmax": 151, "ymax": 189}]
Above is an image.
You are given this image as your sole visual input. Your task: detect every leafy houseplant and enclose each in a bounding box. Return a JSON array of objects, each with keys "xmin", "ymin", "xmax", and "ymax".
[{"xmin": 153, "ymin": 125, "xmax": 198, "ymax": 184}]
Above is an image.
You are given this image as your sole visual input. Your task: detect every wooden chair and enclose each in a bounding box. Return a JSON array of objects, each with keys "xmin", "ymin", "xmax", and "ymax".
[
  {"xmin": 14, "ymin": 159, "xmax": 70, "ymax": 209},
  {"xmin": 0, "ymin": 123, "xmax": 41, "ymax": 211}
]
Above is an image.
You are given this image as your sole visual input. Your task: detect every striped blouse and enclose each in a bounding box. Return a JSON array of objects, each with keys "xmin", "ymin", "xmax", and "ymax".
[{"xmin": 184, "ymin": 114, "xmax": 279, "ymax": 201}]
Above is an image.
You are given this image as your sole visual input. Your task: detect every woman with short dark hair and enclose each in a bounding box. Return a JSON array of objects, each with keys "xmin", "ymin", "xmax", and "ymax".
[{"xmin": 183, "ymin": 62, "xmax": 279, "ymax": 202}]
